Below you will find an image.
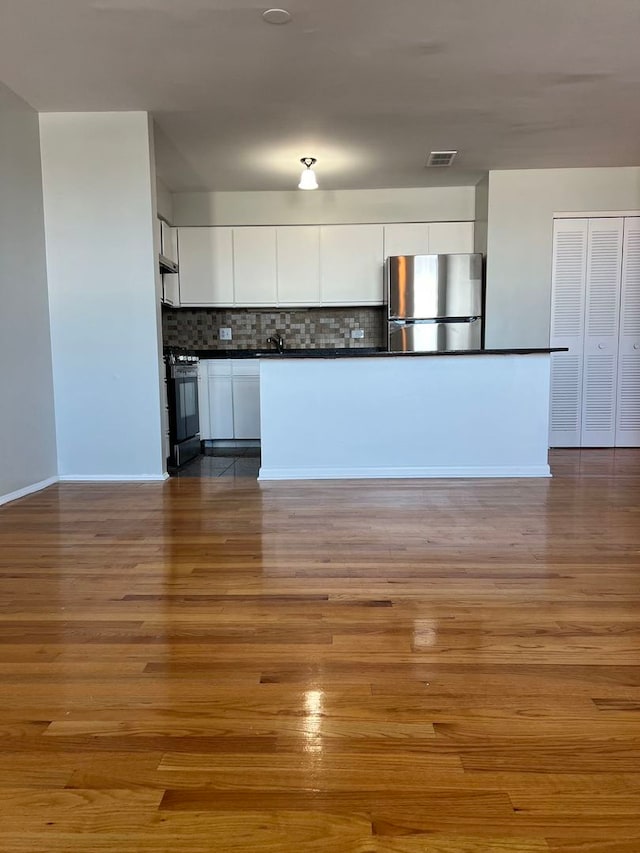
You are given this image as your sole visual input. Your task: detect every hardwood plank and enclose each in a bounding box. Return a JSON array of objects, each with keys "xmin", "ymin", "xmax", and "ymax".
[
  {"xmin": 0, "ymin": 835, "xmax": 553, "ymax": 853},
  {"xmin": 0, "ymin": 449, "xmax": 639, "ymax": 851},
  {"xmin": 160, "ymin": 789, "xmax": 515, "ymax": 819}
]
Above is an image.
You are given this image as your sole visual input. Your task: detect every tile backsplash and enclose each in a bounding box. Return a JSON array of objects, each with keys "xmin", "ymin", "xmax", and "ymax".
[{"xmin": 162, "ymin": 306, "xmax": 384, "ymax": 350}]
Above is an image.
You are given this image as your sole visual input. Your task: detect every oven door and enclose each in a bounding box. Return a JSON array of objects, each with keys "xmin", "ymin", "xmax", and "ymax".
[{"xmin": 175, "ymin": 374, "xmax": 199, "ymax": 442}]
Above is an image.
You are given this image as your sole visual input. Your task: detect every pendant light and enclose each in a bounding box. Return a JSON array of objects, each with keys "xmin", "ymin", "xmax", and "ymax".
[{"xmin": 298, "ymin": 157, "xmax": 318, "ymax": 190}]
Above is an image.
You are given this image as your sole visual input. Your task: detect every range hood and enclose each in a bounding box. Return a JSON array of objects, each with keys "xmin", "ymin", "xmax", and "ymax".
[{"xmin": 159, "ymin": 254, "xmax": 178, "ymax": 275}]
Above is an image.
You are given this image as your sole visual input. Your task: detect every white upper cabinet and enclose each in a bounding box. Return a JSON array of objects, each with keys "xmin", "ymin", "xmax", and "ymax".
[
  {"xmin": 428, "ymin": 221, "xmax": 475, "ymax": 254},
  {"xmin": 383, "ymin": 224, "xmax": 430, "ymax": 258},
  {"xmin": 178, "ymin": 227, "xmax": 234, "ymax": 306},
  {"xmin": 162, "ymin": 273, "xmax": 180, "ymax": 307},
  {"xmin": 233, "ymin": 227, "xmax": 277, "ymax": 305},
  {"xmin": 276, "ymin": 226, "xmax": 321, "ymax": 304},
  {"xmin": 383, "ymin": 222, "xmax": 475, "ymax": 259},
  {"xmin": 177, "ymin": 221, "xmax": 474, "ymax": 308},
  {"xmin": 320, "ymin": 224, "xmax": 384, "ymax": 305},
  {"xmin": 161, "ymin": 221, "xmax": 179, "ymax": 265}
]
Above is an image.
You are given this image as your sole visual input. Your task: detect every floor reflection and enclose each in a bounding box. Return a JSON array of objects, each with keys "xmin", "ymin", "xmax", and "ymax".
[{"xmin": 173, "ymin": 445, "xmax": 261, "ymax": 479}]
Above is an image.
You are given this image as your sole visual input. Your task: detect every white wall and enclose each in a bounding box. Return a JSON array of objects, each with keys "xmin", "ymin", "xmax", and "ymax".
[
  {"xmin": 156, "ymin": 175, "xmax": 174, "ymax": 223},
  {"xmin": 40, "ymin": 112, "xmax": 165, "ymax": 480},
  {"xmin": 0, "ymin": 82, "xmax": 57, "ymax": 504},
  {"xmin": 485, "ymin": 167, "xmax": 640, "ymax": 348},
  {"xmin": 172, "ymin": 186, "xmax": 476, "ymax": 227},
  {"xmin": 474, "ymin": 175, "xmax": 488, "ymax": 256}
]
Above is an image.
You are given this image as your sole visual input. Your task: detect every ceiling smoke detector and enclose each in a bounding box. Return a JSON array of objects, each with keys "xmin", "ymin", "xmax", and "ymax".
[
  {"xmin": 426, "ymin": 150, "xmax": 458, "ymax": 167},
  {"xmin": 262, "ymin": 8, "xmax": 292, "ymax": 25}
]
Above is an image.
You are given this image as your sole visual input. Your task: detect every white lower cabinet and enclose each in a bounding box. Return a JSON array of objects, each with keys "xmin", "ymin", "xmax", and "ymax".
[
  {"xmin": 232, "ymin": 375, "xmax": 261, "ymax": 438},
  {"xmin": 198, "ymin": 359, "xmax": 260, "ymax": 441},
  {"xmin": 197, "ymin": 362, "xmax": 211, "ymax": 439}
]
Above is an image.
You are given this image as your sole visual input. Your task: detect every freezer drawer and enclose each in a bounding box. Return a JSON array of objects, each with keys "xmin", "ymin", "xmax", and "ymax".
[
  {"xmin": 388, "ymin": 319, "xmax": 482, "ymax": 353},
  {"xmin": 386, "ymin": 253, "xmax": 483, "ymax": 320}
]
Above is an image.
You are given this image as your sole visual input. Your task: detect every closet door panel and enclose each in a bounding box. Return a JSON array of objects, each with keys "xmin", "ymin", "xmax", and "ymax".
[
  {"xmin": 549, "ymin": 219, "xmax": 588, "ymax": 447},
  {"xmin": 580, "ymin": 218, "xmax": 623, "ymax": 447},
  {"xmin": 615, "ymin": 218, "xmax": 640, "ymax": 446}
]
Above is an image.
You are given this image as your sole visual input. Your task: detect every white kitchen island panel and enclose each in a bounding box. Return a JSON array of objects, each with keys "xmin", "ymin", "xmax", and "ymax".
[{"xmin": 259, "ymin": 353, "xmax": 552, "ymax": 480}]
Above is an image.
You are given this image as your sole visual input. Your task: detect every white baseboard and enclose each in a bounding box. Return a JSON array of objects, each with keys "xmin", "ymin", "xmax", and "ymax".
[
  {"xmin": 259, "ymin": 465, "xmax": 552, "ymax": 481},
  {"xmin": 58, "ymin": 473, "xmax": 170, "ymax": 482},
  {"xmin": 0, "ymin": 475, "xmax": 59, "ymax": 507}
]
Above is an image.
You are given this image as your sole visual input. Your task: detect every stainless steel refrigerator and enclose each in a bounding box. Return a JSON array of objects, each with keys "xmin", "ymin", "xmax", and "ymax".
[{"xmin": 384, "ymin": 253, "xmax": 484, "ymax": 352}]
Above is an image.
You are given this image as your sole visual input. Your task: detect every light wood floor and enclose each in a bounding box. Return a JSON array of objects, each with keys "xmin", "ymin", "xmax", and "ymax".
[{"xmin": 1, "ymin": 449, "xmax": 640, "ymax": 852}]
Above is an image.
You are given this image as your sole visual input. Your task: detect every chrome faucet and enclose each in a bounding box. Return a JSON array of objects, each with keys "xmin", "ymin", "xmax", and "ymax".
[{"xmin": 267, "ymin": 334, "xmax": 285, "ymax": 354}]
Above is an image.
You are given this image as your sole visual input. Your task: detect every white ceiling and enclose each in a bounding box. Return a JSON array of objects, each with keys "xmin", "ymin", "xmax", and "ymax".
[{"xmin": 2, "ymin": 0, "xmax": 640, "ymax": 192}]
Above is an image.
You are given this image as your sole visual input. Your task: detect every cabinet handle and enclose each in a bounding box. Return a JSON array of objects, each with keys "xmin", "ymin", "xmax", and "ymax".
[
  {"xmin": 634, "ymin": 343, "xmax": 640, "ymax": 350},
  {"xmin": 597, "ymin": 343, "xmax": 605, "ymax": 350}
]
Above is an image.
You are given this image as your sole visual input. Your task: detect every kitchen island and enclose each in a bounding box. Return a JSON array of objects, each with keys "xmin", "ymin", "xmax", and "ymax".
[{"xmin": 258, "ymin": 349, "xmax": 563, "ymax": 480}]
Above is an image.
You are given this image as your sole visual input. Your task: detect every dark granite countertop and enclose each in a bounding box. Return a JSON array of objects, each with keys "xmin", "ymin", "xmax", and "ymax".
[
  {"xmin": 194, "ymin": 347, "xmax": 384, "ymax": 358},
  {"xmin": 195, "ymin": 347, "xmax": 566, "ymax": 359}
]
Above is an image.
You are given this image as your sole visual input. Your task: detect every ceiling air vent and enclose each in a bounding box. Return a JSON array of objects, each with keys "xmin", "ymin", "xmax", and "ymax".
[{"xmin": 426, "ymin": 150, "xmax": 458, "ymax": 167}]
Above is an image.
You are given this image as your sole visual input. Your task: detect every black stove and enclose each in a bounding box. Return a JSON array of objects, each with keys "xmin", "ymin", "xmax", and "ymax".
[
  {"xmin": 164, "ymin": 349, "xmax": 201, "ymax": 469},
  {"xmin": 164, "ymin": 347, "xmax": 199, "ymax": 366}
]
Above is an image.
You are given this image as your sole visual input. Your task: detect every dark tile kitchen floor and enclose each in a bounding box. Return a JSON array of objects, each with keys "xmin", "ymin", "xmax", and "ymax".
[{"xmin": 172, "ymin": 446, "xmax": 261, "ymax": 479}]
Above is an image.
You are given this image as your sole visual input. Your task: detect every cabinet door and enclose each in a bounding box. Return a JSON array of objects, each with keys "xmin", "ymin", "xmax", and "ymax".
[
  {"xmin": 383, "ymin": 224, "xmax": 429, "ymax": 259},
  {"xmin": 320, "ymin": 224, "xmax": 384, "ymax": 304},
  {"xmin": 197, "ymin": 362, "xmax": 211, "ymax": 440},
  {"xmin": 277, "ymin": 226, "xmax": 320, "ymax": 304},
  {"xmin": 428, "ymin": 222, "xmax": 475, "ymax": 254},
  {"xmin": 232, "ymin": 376, "xmax": 261, "ymax": 439},
  {"xmin": 155, "ymin": 218, "xmax": 163, "ymax": 258},
  {"xmin": 162, "ymin": 273, "xmax": 180, "ymax": 307},
  {"xmin": 162, "ymin": 377, "xmax": 170, "ymax": 464},
  {"xmin": 209, "ymin": 378, "xmax": 234, "ymax": 439},
  {"xmin": 178, "ymin": 228, "xmax": 234, "ymax": 306},
  {"xmin": 233, "ymin": 227, "xmax": 277, "ymax": 305},
  {"xmin": 161, "ymin": 221, "xmax": 179, "ymax": 265},
  {"xmin": 549, "ymin": 219, "xmax": 588, "ymax": 447},
  {"xmin": 615, "ymin": 217, "xmax": 640, "ymax": 446},
  {"xmin": 581, "ymin": 218, "xmax": 623, "ymax": 447}
]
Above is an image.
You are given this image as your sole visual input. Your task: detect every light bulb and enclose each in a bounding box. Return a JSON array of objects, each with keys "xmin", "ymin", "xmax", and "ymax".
[{"xmin": 298, "ymin": 157, "xmax": 318, "ymax": 190}]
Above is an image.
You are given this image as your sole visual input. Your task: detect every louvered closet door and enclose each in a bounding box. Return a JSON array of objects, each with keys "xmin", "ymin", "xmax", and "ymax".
[
  {"xmin": 580, "ymin": 218, "xmax": 623, "ymax": 447},
  {"xmin": 615, "ymin": 218, "xmax": 640, "ymax": 446},
  {"xmin": 549, "ymin": 219, "xmax": 588, "ymax": 447}
]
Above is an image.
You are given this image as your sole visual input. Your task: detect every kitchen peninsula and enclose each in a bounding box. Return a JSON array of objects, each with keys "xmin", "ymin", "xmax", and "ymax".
[{"xmin": 258, "ymin": 349, "xmax": 563, "ymax": 480}]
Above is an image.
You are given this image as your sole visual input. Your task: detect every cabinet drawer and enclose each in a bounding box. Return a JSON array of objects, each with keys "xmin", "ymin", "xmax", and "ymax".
[
  {"xmin": 206, "ymin": 359, "xmax": 232, "ymax": 377},
  {"xmin": 231, "ymin": 359, "xmax": 260, "ymax": 376}
]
